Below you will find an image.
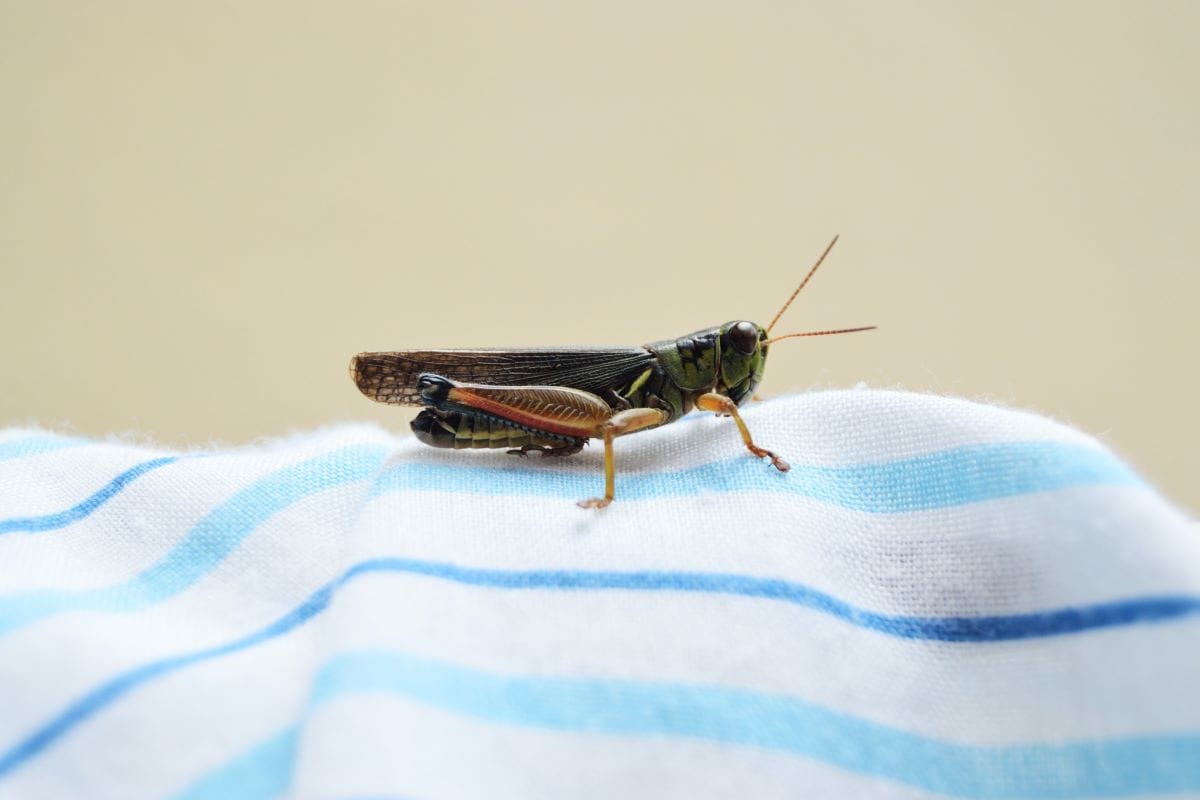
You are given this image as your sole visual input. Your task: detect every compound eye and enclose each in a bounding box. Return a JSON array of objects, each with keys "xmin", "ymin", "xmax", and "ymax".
[{"xmin": 728, "ymin": 321, "xmax": 759, "ymax": 356}]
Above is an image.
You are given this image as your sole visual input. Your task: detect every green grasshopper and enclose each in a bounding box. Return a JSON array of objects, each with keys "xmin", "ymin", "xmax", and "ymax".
[{"xmin": 351, "ymin": 236, "xmax": 873, "ymax": 508}]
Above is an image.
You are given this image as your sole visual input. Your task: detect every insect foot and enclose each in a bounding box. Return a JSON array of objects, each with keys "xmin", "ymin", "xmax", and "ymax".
[
  {"xmin": 577, "ymin": 496, "xmax": 612, "ymax": 510},
  {"xmin": 749, "ymin": 445, "xmax": 790, "ymax": 472}
]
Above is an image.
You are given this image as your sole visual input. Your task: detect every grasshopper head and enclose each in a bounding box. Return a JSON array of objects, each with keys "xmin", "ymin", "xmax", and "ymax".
[
  {"xmin": 700, "ymin": 237, "xmax": 877, "ymax": 408},
  {"xmin": 718, "ymin": 320, "xmax": 769, "ymax": 406}
]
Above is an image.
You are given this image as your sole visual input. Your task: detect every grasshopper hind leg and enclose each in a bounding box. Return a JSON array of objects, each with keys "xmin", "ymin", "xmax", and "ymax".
[{"xmin": 410, "ymin": 372, "xmax": 670, "ymax": 508}]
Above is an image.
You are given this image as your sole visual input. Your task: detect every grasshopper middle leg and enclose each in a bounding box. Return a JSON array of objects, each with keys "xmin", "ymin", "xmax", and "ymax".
[{"xmin": 577, "ymin": 407, "xmax": 669, "ymax": 509}]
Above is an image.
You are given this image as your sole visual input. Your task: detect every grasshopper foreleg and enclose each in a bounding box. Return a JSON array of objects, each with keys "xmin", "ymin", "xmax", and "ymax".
[{"xmin": 695, "ymin": 392, "xmax": 790, "ymax": 472}]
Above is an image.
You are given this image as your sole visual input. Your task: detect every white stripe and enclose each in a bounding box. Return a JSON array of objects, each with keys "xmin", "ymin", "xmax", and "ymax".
[
  {"xmin": 0, "ymin": 481, "xmax": 367, "ymax": 743},
  {"xmin": 353, "ymin": 486, "xmax": 1198, "ymax": 615},
  {"xmin": 315, "ymin": 574, "xmax": 1200, "ymax": 744},
  {"xmin": 0, "ymin": 446, "xmax": 166, "ymax": 517},
  {"xmin": 292, "ymin": 693, "xmax": 949, "ymax": 800},
  {"xmin": 1, "ymin": 622, "xmax": 314, "ymax": 800},
  {"xmin": 637, "ymin": 390, "xmax": 1107, "ymax": 467},
  {"xmin": 0, "ymin": 430, "xmax": 391, "ymax": 593}
]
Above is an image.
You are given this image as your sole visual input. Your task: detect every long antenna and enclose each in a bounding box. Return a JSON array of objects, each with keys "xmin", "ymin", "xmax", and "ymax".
[
  {"xmin": 765, "ymin": 325, "xmax": 876, "ymax": 346},
  {"xmin": 765, "ymin": 234, "xmax": 840, "ymax": 335}
]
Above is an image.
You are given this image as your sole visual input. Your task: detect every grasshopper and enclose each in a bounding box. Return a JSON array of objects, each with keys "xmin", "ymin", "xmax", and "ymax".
[{"xmin": 350, "ymin": 236, "xmax": 874, "ymax": 508}]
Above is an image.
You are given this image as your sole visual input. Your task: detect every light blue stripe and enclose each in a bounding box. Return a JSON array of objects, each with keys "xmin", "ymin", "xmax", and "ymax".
[
  {"xmin": 172, "ymin": 726, "xmax": 299, "ymax": 800},
  {"xmin": 191, "ymin": 649, "xmax": 1200, "ymax": 799},
  {"xmin": 0, "ymin": 435, "xmax": 85, "ymax": 464},
  {"xmin": 321, "ymin": 650, "xmax": 1200, "ymax": 797},
  {"xmin": 0, "ymin": 444, "xmax": 389, "ymax": 636},
  {"xmin": 369, "ymin": 441, "xmax": 1144, "ymax": 511},
  {"xmin": 0, "ymin": 456, "xmax": 179, "ymax": 535}
]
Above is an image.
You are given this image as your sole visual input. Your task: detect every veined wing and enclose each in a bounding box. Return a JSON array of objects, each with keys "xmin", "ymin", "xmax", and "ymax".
[{"xmin": 350, "ymin": 347, "xmax": 657, "ymax": 407}]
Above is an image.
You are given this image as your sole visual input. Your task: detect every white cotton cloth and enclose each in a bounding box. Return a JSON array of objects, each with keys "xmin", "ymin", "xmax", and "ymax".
[{"xmin": 0, "ymin": 389, "xmax": 1196, "ymax": 800}]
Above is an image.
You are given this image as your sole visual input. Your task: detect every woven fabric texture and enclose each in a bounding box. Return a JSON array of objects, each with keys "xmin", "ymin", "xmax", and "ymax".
[{"xmin": 0, "ymin": 389, "xmax": 1197, "ymax": 799}]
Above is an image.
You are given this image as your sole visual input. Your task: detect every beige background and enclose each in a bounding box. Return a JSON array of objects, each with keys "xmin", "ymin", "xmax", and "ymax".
[{"xmin": 1, "ymin": 2, "xmax": 1196, "ymax": 513}]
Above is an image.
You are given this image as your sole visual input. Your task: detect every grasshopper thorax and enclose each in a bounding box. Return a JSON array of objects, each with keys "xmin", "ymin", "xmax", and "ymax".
[{"xmin": 650, "ymin": 320, "xmax": 768, "ymax": 410}]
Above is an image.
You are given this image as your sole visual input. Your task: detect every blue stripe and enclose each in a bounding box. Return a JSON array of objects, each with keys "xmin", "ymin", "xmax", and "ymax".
[
  {"xmin": 369, "ymin": 441, "xmax": 1144, "ymax": 511},
  {"xmin": 172, "ymin": 726, "xmax": 299, "ymax": 800},
  {"xmin": 4, "ymin": 556, "xmax": 1196, "ymax": 781},
  {"xmin": 0, "ymin": 435, "xmax": 84, "ymax": 464},
  {"xmin": 0, "ymin": 457, "xmax": 179, "ymax": 535},
  {"xmin": 338, "ymin": 558, "xmax": 1200, "ymax": 642},
  {"xmin": 0, "ymin": 444, "xmax": 389, "ymax": 636},
  {"xmin": 192, "ymin": 649, "xmax": 1200, "ymax": 799}
]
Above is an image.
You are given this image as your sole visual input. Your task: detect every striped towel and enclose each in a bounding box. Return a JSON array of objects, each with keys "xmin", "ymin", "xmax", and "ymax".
[{"xmin": 0, "ymin": 389, "xmax": 1197, "ymax": 799}]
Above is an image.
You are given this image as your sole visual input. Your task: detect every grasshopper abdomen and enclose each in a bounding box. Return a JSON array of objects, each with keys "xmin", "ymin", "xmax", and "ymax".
[{"xmin": 411, "ymin": 407, "xmax": 584, "ymax": 452}]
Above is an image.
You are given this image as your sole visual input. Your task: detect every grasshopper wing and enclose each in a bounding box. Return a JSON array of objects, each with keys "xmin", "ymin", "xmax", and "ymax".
[{"xmin": 350, "ymin": 347, "xmax": 657, "ymax": 407}]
